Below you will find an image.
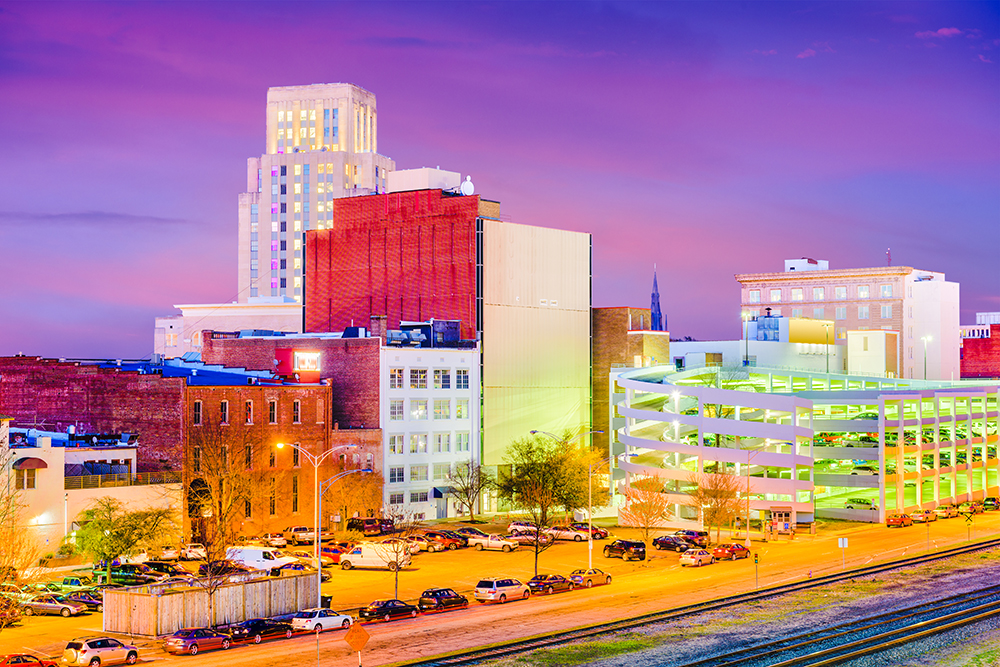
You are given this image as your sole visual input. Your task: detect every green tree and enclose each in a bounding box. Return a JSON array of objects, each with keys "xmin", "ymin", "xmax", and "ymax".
[{"xmin": 75, "ymin": 497, "xmax": 175, "ymax": 583}]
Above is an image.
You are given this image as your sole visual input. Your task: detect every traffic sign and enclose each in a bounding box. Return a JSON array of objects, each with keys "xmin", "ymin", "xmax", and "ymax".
[
  {"xmin": 838, "ymin": 537, "xmax": 848, "ymax": 548},
  {"xmin": 344, "ymin": 622, "xmax": 370, "ymax": 652},
  {"xmin": 962, "ymin": 512, "xmax": 974, "ymax": 523}
]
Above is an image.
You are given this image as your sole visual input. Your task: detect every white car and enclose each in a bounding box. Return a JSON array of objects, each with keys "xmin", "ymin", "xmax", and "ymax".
[
  {"xmin": 287, "ymin": 549, "xmax": 334, "ymax": 567},
  {"xmin": 379, "ymin": 538, "xmax": 420, "ymax": 555},
  {"xmin": 544, "ymin": 525, "xmax": 590, "ymax": 542},
  {"xmin": 679, "ymin": 549, "xmax": 715, "ymax": 567},
  {"xmin": 261, "ymin": 533, "xmax": 288, "ymax": 548},
  {"xmin": 180, "ymin": 543, "xmax": 207, "ymax": 560},
  {"xmin": 290, "ymin": 608, "xmax": 353, "ymax": 632},
  {"xmin": 468, "ymin": 534, "xmax": 518, "ymax": 552},
  {"xmin": 158, "ymin": 546, "xmax": 180, "ymax": 561}
]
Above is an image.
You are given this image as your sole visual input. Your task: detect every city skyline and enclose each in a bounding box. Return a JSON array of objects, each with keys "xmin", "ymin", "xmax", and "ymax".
[{"xmin": 0, "ymin": 1, "xmax": 997, "ymax": 359}]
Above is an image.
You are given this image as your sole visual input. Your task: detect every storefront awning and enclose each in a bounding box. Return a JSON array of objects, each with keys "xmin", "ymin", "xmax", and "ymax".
[{"xmin": 13, "ymin": 457, "xmax": 48, "ymax": 470}]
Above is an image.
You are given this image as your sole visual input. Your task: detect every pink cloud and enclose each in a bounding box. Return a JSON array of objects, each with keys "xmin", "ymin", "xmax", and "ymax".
[
  {"xmin": 979, "ymin": 54, "xmax": 994, "ymax": 64},
  {"xmin": 796, "ymin": 48, "xmax": 816, "ymax": 59},
  {"xmin": 915, "ymin": 27, "xmax": 963, "ymax": 39}
]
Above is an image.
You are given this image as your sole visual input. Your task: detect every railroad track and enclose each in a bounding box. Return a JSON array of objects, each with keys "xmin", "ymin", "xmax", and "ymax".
[{"xmin": 395, "ymin": 537, "xmax": 1000, "ymax": 667}]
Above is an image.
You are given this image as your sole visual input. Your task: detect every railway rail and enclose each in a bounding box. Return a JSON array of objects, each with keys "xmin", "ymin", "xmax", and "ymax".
[{"xmin": 395, "ymin": 537, "xmax": 1000, "ymax": 667}]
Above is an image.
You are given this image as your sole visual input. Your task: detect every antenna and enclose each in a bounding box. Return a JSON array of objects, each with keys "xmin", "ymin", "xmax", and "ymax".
[{"xmin": 886, "ymin": 248, "xmax": 891, "ymax": 266}]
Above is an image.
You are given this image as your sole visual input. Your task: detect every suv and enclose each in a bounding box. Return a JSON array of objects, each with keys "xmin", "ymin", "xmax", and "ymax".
[
  {"xmin": 62, "ymin": 637, "xmax": 139, "ymax": 666},
  {"xmin": 603, "ymin": 539, "xmax": 646, "ymax": 561},
  {"xmin": 346, "ymin": 518, "xmax": 383, "ymax": 536},
  {"xmin": 844, "ymin": 498, "xmax": 877, "ymax": 510},
  {"xmin": 473, "ymin": 577, "xmax": 530, "ymax": 604},
  {"xmin": 418, "ymin": 587, "xmax": 469, "ymax": 612}
]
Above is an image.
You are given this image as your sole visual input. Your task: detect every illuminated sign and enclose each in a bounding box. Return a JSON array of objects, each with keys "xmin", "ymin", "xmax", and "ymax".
[{"xmin": 293, "ymin": 351, "xmax": 321, "ymax": 372}]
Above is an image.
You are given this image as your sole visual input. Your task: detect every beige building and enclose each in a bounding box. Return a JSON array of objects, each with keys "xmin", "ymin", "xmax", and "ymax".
[{"xmin": 736, "ymin": 260, "xmax": 959, "ymax": 380}]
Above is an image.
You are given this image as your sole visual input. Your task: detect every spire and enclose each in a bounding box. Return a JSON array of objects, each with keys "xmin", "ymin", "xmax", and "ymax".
[{"xmin": 650, "ymin": 265, "xmax": 664, "ymax": 331}]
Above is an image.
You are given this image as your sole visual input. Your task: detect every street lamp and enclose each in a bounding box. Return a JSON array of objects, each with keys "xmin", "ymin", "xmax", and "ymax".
[
  {"xmin": 743, "ymin": 445, "xmax": 767, "ymax": 549},
  {"xmin": 276, "ymin": 441, "xmax": 359, "ymax": 608},
  {"xmin": 822, "ymin": 322, "xmax": 832, "ymax": 375},
  {"xmin": 742, "ymin": 311, "xmax": 751, "ymax": 367},
  {"xmin": 921, "ymin": 335, "xmax": 932, "ymax": 380},
  {"xmin": 530, "ymin": 429, "xmax": 604, "ymax": 569}
]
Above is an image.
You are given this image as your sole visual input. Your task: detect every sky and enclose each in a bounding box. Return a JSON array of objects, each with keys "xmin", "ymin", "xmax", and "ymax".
[{"xmin": 0, "ymin": 1, "xmax": 997, "ymax": 359}]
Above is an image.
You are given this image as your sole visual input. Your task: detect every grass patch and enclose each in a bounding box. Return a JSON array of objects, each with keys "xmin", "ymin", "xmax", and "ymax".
[
  {"xmin": 516, "ymin": 635, "xmax": 658, "ymax": 666},
  {"xmin": 963, "ymin": 645, "xmax": 1000, "ymax": 667}
]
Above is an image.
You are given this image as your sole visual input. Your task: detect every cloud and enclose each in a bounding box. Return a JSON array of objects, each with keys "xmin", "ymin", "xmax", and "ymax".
[
  {"xmin": 0, "ymin": 211, "xmax": 190, "ymax": 228},
  {"xmin": 796, "ymin": 48, "xmax": 816, "ymax": 59},
  {"xmin": 915, "ymin": 27, "xmax": 962, "ymax": 39},
  {"xmin": 751, "ymin": 49, "xmax": 777, "ymax": 56},
  {"xmin": 979, "ymin": 54, "xmax": 994, "ymax": 64}
]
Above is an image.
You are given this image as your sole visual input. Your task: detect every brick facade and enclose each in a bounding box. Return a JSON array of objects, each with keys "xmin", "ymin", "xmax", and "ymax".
[{"xmin": 962, "ymin": 325, "xmax": 1000, "ymax": 379}]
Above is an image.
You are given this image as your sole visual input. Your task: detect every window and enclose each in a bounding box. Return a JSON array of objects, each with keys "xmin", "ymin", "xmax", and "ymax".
[
  {"xmin": 434, "ymin": 400, "xmax": 450, "ymax": 420},
  {"xmin": 834, "ymin": 307, "xmax": 846, "ymax": 320},
  {"xmin": 456, "ymin": 400, "xmax": 469, "ymax": 419},
  {"xmin": 456, "ymin": 432, "xmax": 470, "ymax": 452},
  {"xmin": 433, "ymin": 463, "xmax": 451, "ymax": 480},
  {"xmin": 858, "ymin": 285, "xmax": 870, "ymax": 299},
  {"xmin": 292, "ymin": 447, "xmax": 299, "ymax": 467},
  {"xmin": 389, "ymin": 467, "xmax": 405, "ymax": 483},
  {"xmin": 836, "ymin": 327, "xmax": 847, "ymax": 340},
  {"xmin": 269, "ymin": 479, "xmax": 276, "ymax": 516},
  {"xmin": 433, "ymin": 369, "xmax": 450, "ymax": 389},
  {"xmin": 316, "ymin": 399, "xmax": 325, "ymax": 423},
  {"xmin": 748, "ymin": 289, "xmax": 760, "ymax": 303},
  {"xmin": 813, "ymin": 308, "xmax": 825, "ymax": 319},
  {"xmin": 292, "ymin": 400, "xmax": 301, "ymax": 424},
  {"xmin": 389, "ymin": 368, "xmax": 404, "ymax": 389},
  {"xmin": 389, "ymin": 434, "xmax": 404, "ymax": 454},
  {"xmin": 411, "ymin": 399, "xmax": 428, "ymax": 420},
  {"xmin": 881, "ymin": 305, "xmax": 893, "ymax": 319},
  {"xmin": 791, "ymin": 288, "xmax": 804, "ymax": 301},
  {"xmin": 835, "ymin": 286, "xmax": 847, "ymax": 300},
  {"xmin": 245, "ymin": 445, "xmax": 253, "ymax": 469},
  {"xmin": 410, "ymin": 434, "xmax": 427, "ymax": 454},
  {"xmin": 410, "ymin": 491, "xmax": 429, "ymax": 503},
  {"xmin": 409, "ymin": 369, "xmax": 427, "ymax": 389},
  {"xmin": 245, "ymin": 400, "xmax": 254, "ymax": 424},
  {"xmin": 812, "ymin": 287, "xmax": 825, "ymax": 301},
  {"xmin": 14, "ymin": 469, "xmax": 35, "ymax": 490},
  {"xmin": 268, "ymin": 400, "xmax": 277, "ymax": 424},
  {"xmin": 863, "ymin": 336, "xmax": 869, "ymax": 352},
  {"xmin": 880, "ymin": 284, "xmax": 893, "ymax": 298},
  {"xmin": 434, "ymin": 433, "xmax": 450, "ymax": 453},
  {"xmin": 858, "ymin": 306, "xmax": 870, "ymax": 320},
  {"xmin": 192, "ymin": 447, "xmax": 201, "ymax": 473},
  {"xmin": 244, "ymin": 500, "xmax": 252, "ymax": 519},
  {"xmin": 389, "ymin": 400, "xmax": 404, "ymax": 421},
  {"xmin": 410, "ymin": 465, "xmax": 428, "ymax": 482},
  {"xmin": 389, "ymin": 493, "xmax": 404, "ymax": 505},
  {"xmin": 220, "ymin": 401, "xmax": 229, "ymax": 424},
  {"xmin": 791, "ymin": 308, "xmax": 803, "ymax": 318},
  {"xmin": 292, "ymin": 476, "xmax": 299, "ymax": 512},
  {"xmin": 770, "ymin": 289, "xmax": 782, "ymax": 303},
  {"xmin": 456, "ymin": 369, "xmax": 469, "ymax": 390},
  {"xmin": 193, "ymin": 401, "xmax": 202, "ymax": 425},
  {"xmin": 269, "ymin": 447, "xmax": 276, "ymax": 468}
]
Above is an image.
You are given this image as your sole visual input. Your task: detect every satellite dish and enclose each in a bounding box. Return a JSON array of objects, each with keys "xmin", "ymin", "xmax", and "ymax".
[{"xmin": 460, "ymin": 176, "xmax": 475, "ymax": 196}]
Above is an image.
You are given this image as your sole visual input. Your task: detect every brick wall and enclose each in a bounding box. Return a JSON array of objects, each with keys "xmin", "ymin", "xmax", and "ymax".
[
  {"xmin": 962, "ymin": 325, "xmax": 1000, "ymax": 379},
  {"xmin": 591, "ymin": 307, "xmax": 652, "ymax": 452}
]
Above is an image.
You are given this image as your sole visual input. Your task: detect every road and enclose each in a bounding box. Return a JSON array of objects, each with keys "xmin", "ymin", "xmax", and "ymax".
[{"xmin": 1, "ymin": 512, "xmax": 994, "ymax": 666}]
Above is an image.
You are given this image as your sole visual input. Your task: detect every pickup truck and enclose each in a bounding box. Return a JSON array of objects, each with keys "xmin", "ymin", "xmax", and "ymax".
[
  {"xmin": 283, "ymin": 526, "xmax": 335, "ymax": 545},
  {"xmin": 467, "ymin": 534, "xmax": 518, "ymax": 552}
]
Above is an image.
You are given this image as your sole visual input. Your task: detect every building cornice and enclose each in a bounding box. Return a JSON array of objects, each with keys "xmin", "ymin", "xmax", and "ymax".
[{"xmin": 735, "ymin": 266, "xmax": 919, "ymax": 284}]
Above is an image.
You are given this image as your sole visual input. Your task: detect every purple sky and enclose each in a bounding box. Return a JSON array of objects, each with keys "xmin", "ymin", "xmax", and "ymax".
[{"xmin": 1, "ymin": 1, "xmax": 997, "ymax": 359}]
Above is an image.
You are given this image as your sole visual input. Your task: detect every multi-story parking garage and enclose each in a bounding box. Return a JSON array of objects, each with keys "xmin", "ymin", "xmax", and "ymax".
[{"xmin": 610, "ymin": 365, "xmax": 999, "ymax": 528}]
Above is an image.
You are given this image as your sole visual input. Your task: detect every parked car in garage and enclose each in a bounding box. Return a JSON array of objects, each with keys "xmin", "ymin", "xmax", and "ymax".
[
  {"xmin": 61, "ymin": 637, "xmax": 138, "ymax": 666},
  {"xmin": 359, "ymin": 599, "xmax": 419, "ymax": 622},
  {"xmin": 679, "ymin": 549, "xmax": 716, "ymax": 567},
  {"xmin": 603, "ymin": 539, "xmax": 646, "ymax": 561},
  {"xmin": 652, "ymin": 535, "xmax": 694, "ymax": 552},
  {"xmin": 163, "ymin": 628, "xmax": 231, "ymax": 655},
  {"xmin": 417, "ymin": 587, "xmax": 469, "ymax": 612},
  {"xmin": 290, "ymin": 608, "xmax": 352, "ymax": 632},
  {"xmin": 526, "ymin": 574, "xmax": 575, "ymax": 595},
  {"xmin": 228, "ymin": 618, "xmax": 294, "ymax": 643},
  {"xmin": 712, "ymin": 544, "xmax": 751, "ymax": 560},
  {"xmin": 911, "ymin": 509, "xmax": 937, "ymax": 523},
  {"xmin": 886, "ymin": 513, "xmax": 914, "ymax": 528},
  {"xmin": 569, "ymin": 568, "xmax": 612, "ymax": 588},
  {"xmin": 843, "ymin": 498, "xmax": 878, "ymax": 510}
]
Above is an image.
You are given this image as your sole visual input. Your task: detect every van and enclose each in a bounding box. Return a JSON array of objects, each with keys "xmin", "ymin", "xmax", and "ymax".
[
  {"xmin": 225, "ymin": 546, "xmax": 298, "ymax": 574},
  {"xmin": 338, "ymin": 543, "xmax": 410, "ymax": 571}
]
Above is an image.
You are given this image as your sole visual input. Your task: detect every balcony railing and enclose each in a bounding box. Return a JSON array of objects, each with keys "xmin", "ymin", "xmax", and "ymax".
[{"xmin": 64, "ymin": 471, "xmax": 182, "ymax": 490}]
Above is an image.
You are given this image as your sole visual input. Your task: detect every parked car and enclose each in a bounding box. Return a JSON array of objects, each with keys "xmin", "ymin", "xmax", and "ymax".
[
  {"xmin": 934, "ymin": 504, "xmax": 960, "ymax": 519},
  {"xmin": 1, "ymin": 655, "xmax": 55, "ymax": 667},
  {"xmin": 959, "ymin": 501, "xmax": 984, "ymax": 515},
  {"xmin": 58, "ymin": 576, "xmax": 95, "ymax": 592},
  {"xmin": 652, "ymin": 535, "xmax": 694, "ymax": 552},
  {"xmin": 420, "ymin": 530, "xmax": 463, "ymax": 550},
  {"xmin": 911, "ymin": 509, "xmax": 938, "ymax": 523},
  {"xmin": 197, "ymin": 560, "xmax": 253, "ymax": 577},
  {"xmin": 504, "ymin": 532, "xmax": 553, "ymax": 546},
  {"xmin": 339, "ymin": 543, "xmax": 410, "ymax": 571},
  {"xmin": 59, "ymin": 591, "xmax": 104, "ymax": 612},
  {"xmin": 359, "ymin": 599, "xmax": 419, "ymax": 622},
  {"xmin": 569, "ymin": 568, "xmax": 612, "ymax": 588},
  {"xmin": 468, "ymin": 534, "xmax": 518, "ymax": 552},
  {"xmin": 455, "ymin": 527, "xmax": 490, "ymax": 540},
  {"xmin": 473, "ymin": 577, "xmax": 531, "ymax": 604},
  {"xmin": 679, "ymin": 549, "xmax": 715, "ymax": 567},
  {"xmin": 61, "ymin": 637, "xmax": 138, "ymax": 666},
  {"xmin": 22, "ymin": 594, "xmax": 87, "ymax": 617},
  {"xmin": 151, "ymin": 546, "xmax": 179, "ymax": 561},
  {"xmin": 569, "ymin": 522, "xmax": 609, "ymax": 539},
  {"xmin": 228, "ymin": 618, "xmax": 293, "ymax": 643},
  {"xmin": 261, "ymin": 533, "xmax": 288, "ymax": 548},
  {"xmin": 983, "ymin": 497, "xmax": 999, "ymax": 510},
  {"xmin": 179, "ymin": 544, "xmax": 207, "ymax": 561},
  {"xmin": 0, "ymin": 583, "xmax": 33, "ymax": 603},
  {"xmin": 544, "ymin": 526, "xmax": 589, "ymax": 542},
  {"xmin": 286, "ymin": 549, "xmax": 335, "ymax": 567},
  {"xmin": 603, "ymin": 539, "xmax": 646, "ymax": 561},
  {"xmin": 143, "ymin": 561, "xmax": 190, "ymax": 578},
  {"xmin": 403, "ymin": 534, "xmax": 446, "ymax": 553},
  {"xmin": 377, "ymin": 539, "xmax": 420, "ymax": 556},
  {"xmin": 25, "ymin": 582, "xmax": 63, "ymax": 594},
  {"xmin": 283, "ymin": 526, "xmax": 316, "ymax": 545},
  {"xmin": 163, "ymin": 628, "xmax": 231, "ymax": 655},
  {"xmin": 526, "ymin": 574, "xmax": 575, "ymax": 595},
  {"xmin": 673, "ymin": 530, "xmax": 709, "ymax": 547},
  {"xmin": 417, "ymin": 588, "xmax": 469, "ymax": 612},
  {"xmin": 346, "ymin": 517, "xmax": 384, "ymax": 536},
  {"xmin": 886, "ymin": 513, "xmax": 914, "ymax": 528},
  {"xmin": 290, "ymin": 608, "xmax": 353, "ymax": 632},
  {"xmin": 437, "ymin": 530, "xmax": 470, "ymax": 547},
  {"xmin": 712, "ymin": 544, "xmax": 751, "ymax": 561},
  {"xmin": 507, "ymin": 520, "xmax": 538, "ymax": 534},
  {"xmin": 843, "ymin": 498, "xmax": 878, "ymax": 510},
  {"xmin": 850, "ymin": 465, "xmax": 879, "ymax": 476}
]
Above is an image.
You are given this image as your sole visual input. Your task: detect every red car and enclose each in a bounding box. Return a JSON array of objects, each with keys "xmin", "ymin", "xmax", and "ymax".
[
  {"xmin": 712, "ymin": 543, "xmax": 751, "ymax": 561},
  {"xmin": 886, "ymin": 513, "xmax": 913, "ymax": 528},
  {"xmin": 420, "ymin": 530, "xmax": 463, "ymax": 550},
  {"xmin": 1, "ymin": 657, "xmax": 57, "ymax": 667}
]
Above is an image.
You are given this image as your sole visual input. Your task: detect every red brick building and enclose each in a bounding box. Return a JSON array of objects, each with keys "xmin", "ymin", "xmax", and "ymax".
[{"xmin": 962, "ymin": 324, "xmax": 1000, "ymax": 379}]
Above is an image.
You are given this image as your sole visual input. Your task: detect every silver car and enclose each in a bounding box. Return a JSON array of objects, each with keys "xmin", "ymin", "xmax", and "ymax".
[
  {"xmin": 62, "ymin": 637, "xmax": 139, "ymax": 666},
  {"xmin": 473, "ymin": 577, "xmax": 530, "ymax": 603},
  {"xmin": 23, "ymin": 594, "xmax": 87, "ymax": 617}
]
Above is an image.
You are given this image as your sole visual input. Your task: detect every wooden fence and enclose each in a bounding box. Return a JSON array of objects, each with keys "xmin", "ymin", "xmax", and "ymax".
[{"xmin": 103, "ymin": 572, "xmax": 317, "ymax": 637}]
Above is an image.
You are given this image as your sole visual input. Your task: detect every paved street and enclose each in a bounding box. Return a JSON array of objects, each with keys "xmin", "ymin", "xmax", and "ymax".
[{"xmin": 2, "ymin": 513, "xmax": 996, "ymax": 666}]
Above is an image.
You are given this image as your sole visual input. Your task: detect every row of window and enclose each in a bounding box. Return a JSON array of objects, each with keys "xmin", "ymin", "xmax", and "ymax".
[
  {"xmin": 387, "ymin": 432, "xmax": 471, "ymax": 454},
  {"xmin": 748, "ymin": 284, "xmax": 893, "ymax": 304},
  {"xmin": 745, "ymin": 305, "xmax": 894, "ymax": 321},
  {"xmin": 389, "ymin": 491, "xmax": 432, "ymax": 505},
  {"xmin": 389, "ymin": 368, "xmax": 470, "ymax": 390},
  {"xmin": 191, "ymin": 445, "xmax": 370, "ymax": 472},
  {"xmin": 389, "ymin": 399, "xmax": 470, "ymax": 421},
  {"xmin": 387, "ymin": 462, "xmax": 459, "ymax": 484},
  {"xmin": 192, "ymin": 399, "xmax": 323, "ymax": 426}
]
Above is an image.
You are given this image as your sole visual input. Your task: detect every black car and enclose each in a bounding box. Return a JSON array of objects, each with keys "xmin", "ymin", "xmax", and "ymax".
[
  {"xmin": 984, "ymin": 497, "xmax": 999, "ymax": 510},
  {"xmin": 417, "ymin": 587, "xmax": 469, "ymax": 612},
  {"xmin": 60, "ymin": 590, "xmax": 104, "ymax": 612},
  {"xmin": 197, "ymin": 560, "xmax": 252, "ymax": 577},
  {"xmin": 143, "ymin": 561, "xmax": 190, "ymax": 578},
  {"xmin": 673, "ymin": 530, "xmax": 709, "ymax": 547},
  {"xmin": 229, "ymin": 617, "xmax": 294, "ymax": 643},
  {"xmin": 569, "ymin": 522, "xmax": 609, "ymax": 539},
  {"xmin": 526, "ymin": 574, "xmax": 575, "ymax": 595},
  {"xmin": 603, "ymin": 539, "xmax": 646, "ymax": 561},
  {"xmin": 652, "ymin": 535, "xmax": 694, "ymax": 552},
  {"xmin": 358, "ymin": 599, "xmax": 419, "ymax": 622},
  {"xmin": 455, "ymin": 527, "xmax": 489, "ymax": 539}
]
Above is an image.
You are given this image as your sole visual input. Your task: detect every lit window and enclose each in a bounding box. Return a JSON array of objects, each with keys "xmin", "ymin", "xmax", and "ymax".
[
  {"xmin": 456, "ymin": 400, "xmax": 469, "ymax": 419},
  {"xmin": 294, "ymin": 183, "xmax": 301, "ymax": 194},
  {"xmin": 411, "ymin": 400, "xmax": 428, "ymax": 420},
  {"xmin": 433, "ymin": 369, "xmax": 450, "ymax": 389},
  {"xmin": 300, "ymin": 110, "xmax": 307, "ymax": 121},
  {"xmin": 389, "ymin": 368, "xmax": 404, "ymax": 389},
  {"xmin": 410, "ymin": 465, "xmax": 428, "ymax": 482},
  {"xmin": 770, "ymin": 289, "xmax": 782, "ymax": 303},
  {"xmin": 835, "ymin": 286, "xmax": 847, "ymax": 300},
  {"xmin": 791, "ymin": 288, "xmax": 804, "ymax": 301},
  {"xmin": 813, "ymin": 287, "xmax": 825, "ymax": 301},
  {"xmin": 748, "ymin": 290, "xmax": 760, "ymax": 303},
  {"xmin": 294, "ymin": 164, "xmax": 302, "ymax": 176},
  {"xmin": 410, "ymin": 434, "xmax": 427, "ymax": 454},
  {"xmin": 434, "ymin": 433, "xmax": 450, "ymax": 453},
  {"xmin": 434, "ymin": 400, "xmax": 450, "ymax": 420},
  {"xmin": 858, "ymin": 285, "xmax": 870, "ymax": 299},
  {"xmin": 433, "ymin": 463, "xmax": 451, "ymax": 480},
  {"xmin": 389, "ymin": 435, "xmax": 404, "ymax": 455},
  {"xmin": 881, "ymin": 284, "xmax": 893, "ymax": 298},
  {"xmin": 410, "ymin": 369, "xmax": 427, "ymax": 389},
  {"xmin": 245, "ymin": 401, "xmax": 253, "ymax": 424}
]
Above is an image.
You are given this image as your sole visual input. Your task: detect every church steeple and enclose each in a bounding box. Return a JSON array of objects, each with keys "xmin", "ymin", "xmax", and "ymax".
[{"xmin": 651, "ymin": 265, "xmax": 664, "ymax": 331}]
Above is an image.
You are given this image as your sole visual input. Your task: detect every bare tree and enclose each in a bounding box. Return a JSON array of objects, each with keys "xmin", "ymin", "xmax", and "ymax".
[
  {"xmin": 379, "ymin": 509, "xmax": 424, "ymax": 599},
  {"xmin": 324, "ymin": 462, "xmax": 384, "ymax": 534},
  {"xmin": 0, "ymin": 449, "xmax": 40, "ymax": 633},
  {"xmin": 619, "ymin": 475, "xmax": 673, "ymax": 546},
  {"xmin": 74, "ymin": 497, "xmax": 175, "ymax": 584},
  {"xmin": 448, "ymin": 462, "xmax": 495, "ymax": 522},
  {"xmin": 686, "ymin": 473, "xmax": 744, "ymax": 544}
]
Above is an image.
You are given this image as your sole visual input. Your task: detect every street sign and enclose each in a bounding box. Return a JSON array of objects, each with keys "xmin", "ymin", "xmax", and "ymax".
[
  {"xmin": 344, "ymin": 622, "xmax": 370, "ymax": 652},
  {"xmin": 838, "ymin": 537, "xmax": 848, "ymax": 548},
  {"xmin": 962, "ymin": 512, "xmax": 974, "ymax": 523}
]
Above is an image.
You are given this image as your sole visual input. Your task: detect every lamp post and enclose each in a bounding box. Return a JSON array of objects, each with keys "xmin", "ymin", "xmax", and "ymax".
[
  {"xmin": 921, "ymin": 335, "xmax": 932, "ymax": 380},
  {"xmin": 742, "ymin": 311, "xmax": 751, "ymax": 367},
  {"xmin": 822, "ymin": 322, "xmax": 832, "ymax": 375},
  {"xmin": 743, "ymin": 445, "xmax": 767, "ymax": 549},
  {"xmin": 530, "ymin": 429, "xmax": 604, "ymax": 570},
  {"xmin": 276, "ymin": 442, "xmax": 358, "ymax": 608}
]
